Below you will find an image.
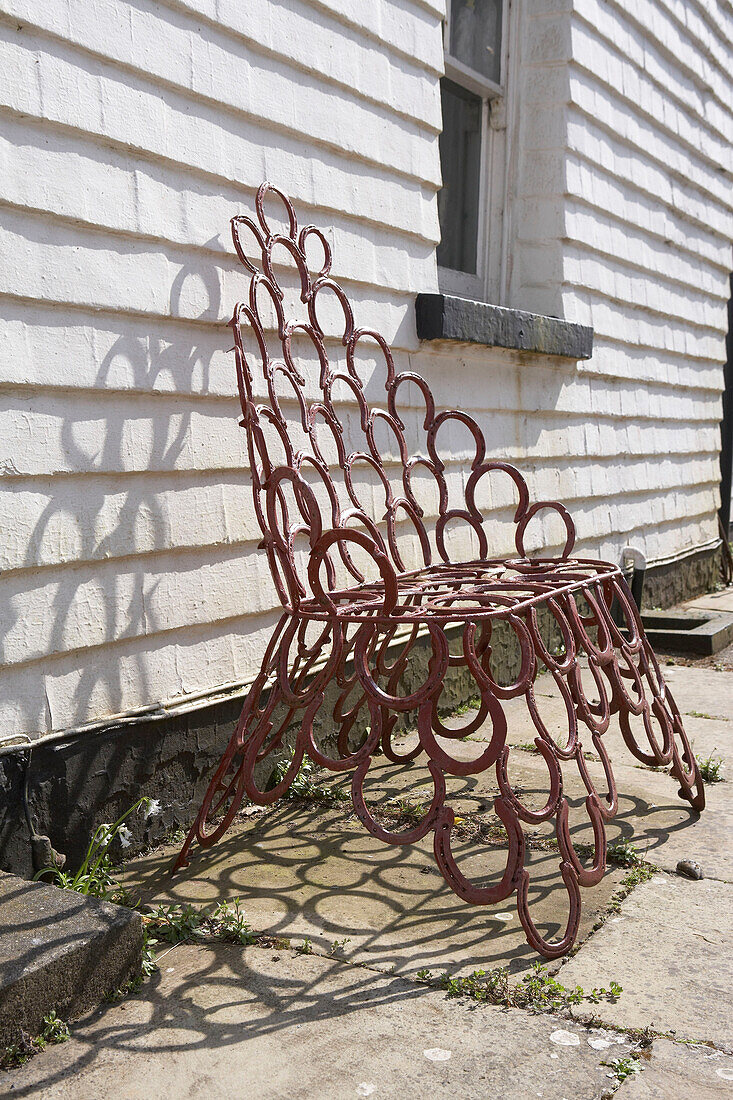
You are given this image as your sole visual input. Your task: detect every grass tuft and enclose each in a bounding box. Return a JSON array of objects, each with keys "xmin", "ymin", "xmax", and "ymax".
[{"xmin": 602, "ymin": 1054, "xmax": 643, "ymax": 1084}]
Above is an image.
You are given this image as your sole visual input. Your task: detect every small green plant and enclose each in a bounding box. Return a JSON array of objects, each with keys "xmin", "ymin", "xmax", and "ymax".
[
  {"xmin": 607, "ymin": 838, "xmax": 643, "ymax": 867},
  {"xmin": 517, "ymin": 963, "xmax": 584, "ymax": 1009},
  {"xmin": 145, "ymin": 902, "xmax": 205, "ymax": 945},
  {"xmin": 621, "ymin": 864, "xmax": 654, "ymax": 889},
  {"xmin": 416, "ymin": 968, "xmax": 432, "ymax": 981},
  {"xmin": 452, "ymin": 695, "xmax": 481, "ymax": 716},
  {"xmin": 328, "ymin": 937, "xmax": 351, "ymax": 956},
  {"xmin": 381, "ymin": 797, "xmax": 425, "ymax": 827},
  {"xmin": 586, "ymin": 981, "xmax": 623, "ymax": 1003},
  {"xmin": 141, "ymin": 928, "xmax": 159, "ymax": 978},
  {"xmin": 1, "ymin": 1012, "xmax": 70, "ymax": 1071},
  {"xmin": 209, "ymin": 898, "xmax": 257, "ymax": 944},
  {"xmin": 38, "ymin": 1012, "xmax": 69, "ymax": 1046},
  {"xmin": 518, "ymin": 741, "xmax": 540, "ymax": 754},
  {"xmin": 1, "ymin": 1034, "xmax": 36, "ymax": 1071},
  {"xmin": 605, "ymin": 859, "xmax": 656, "ymax": 917},
  {"xmin": 143, "ymin": 898, "xmax": 257, "ymax": 950},
  {"xmin": 696, "ymin": 751, "xmax": 723, "ymax": 783},
  {"xmin": 434, "ymin": 962, "xmax": 622, "ymax": 1012},
  {"xmin": 295, "ymin": 937, "xmax": 313, "ymax": 955},
  {"xmin": 602, "ymin": 1055, "xmax": 642, "ymax": 1083},
  {"xmin": 34, "ymin": 797, "xmax": 152, "ymax": 901},
  {"xmin": 273, "ymin": 751, "xmax": 348, "ymax": 803}
]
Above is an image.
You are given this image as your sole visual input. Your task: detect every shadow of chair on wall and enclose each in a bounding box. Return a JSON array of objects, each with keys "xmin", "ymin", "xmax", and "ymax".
[{"xmin": 0, "ymin": 249, "xmax": 237, "ymax": 860}]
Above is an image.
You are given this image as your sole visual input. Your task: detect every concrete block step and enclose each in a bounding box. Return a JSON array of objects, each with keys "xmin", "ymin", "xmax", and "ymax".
[
  {"xmin": 628, "ymin": 609, "xmax": 733, "ymax": 656},
  {"xmin": 0, "ymin": 871, "xmax": 143, "ymax": 1046}
]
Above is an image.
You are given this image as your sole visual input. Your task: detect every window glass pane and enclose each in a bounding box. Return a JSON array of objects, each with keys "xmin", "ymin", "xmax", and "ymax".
[
  {"xmin": 437, "ymin": 78, "xmax": 481, "ymax": 275},
  {"xmin": 449, "ymin": 0, "xmax": 503, "ymax": 85}
]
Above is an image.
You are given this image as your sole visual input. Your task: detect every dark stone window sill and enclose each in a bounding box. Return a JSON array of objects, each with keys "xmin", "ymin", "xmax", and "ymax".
[{"xmin": 415, "ymin": 293, "xmax": 593, "ymax": 360}]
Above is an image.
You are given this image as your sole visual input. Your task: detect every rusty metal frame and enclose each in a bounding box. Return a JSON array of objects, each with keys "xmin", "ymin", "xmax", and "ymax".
[{"xmin": 174, "ymin": 183, "xmax": 705, "ymax": 958}]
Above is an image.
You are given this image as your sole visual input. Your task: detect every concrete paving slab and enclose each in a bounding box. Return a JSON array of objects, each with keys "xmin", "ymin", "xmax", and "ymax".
[
  {"xmin": 335, "ymin": 740, "xmax": 732, "ymax": 881},
  {"xmin": 645, "ymin": 663, "xmax": 733, "ymax": 726},
  {"xmin": 686, "ymin": 589, "xmax": 733, "ymax": 615},
  {"xmin": 415, "ymin": 663, "xmax": 731, "ymax": 769},
  {"xmin": 122, "ymin": 802, "xmax": 626, "ymax": 979},
  {"xmin": 616, "ymin": 1039, "xmax": 733, "ymax": 1099},
  {"xmin": 557, "ymin": 875, "xmax": 733, "ymax": 1049},
  {"xmin": 0, "ymin": 872, "xmax": 142, "ymax": 1046},
  {"xmin": 7, "ymin": 944, "xmax": 636, "ymax": 1100},
  {"xmin": 497, "ymin": 752, "xmax": 733, "ymax": 883}
]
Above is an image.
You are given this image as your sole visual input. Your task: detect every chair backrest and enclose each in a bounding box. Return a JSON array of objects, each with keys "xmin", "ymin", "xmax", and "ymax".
[{"xmin": 229, "ymin": 183, "xmax": 493, "ymax": 611}]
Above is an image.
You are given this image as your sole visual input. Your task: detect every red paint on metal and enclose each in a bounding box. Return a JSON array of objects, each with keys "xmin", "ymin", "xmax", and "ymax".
[{"xmin": 174, "ymin": 184, "xmax": 705, "ymax": 958}]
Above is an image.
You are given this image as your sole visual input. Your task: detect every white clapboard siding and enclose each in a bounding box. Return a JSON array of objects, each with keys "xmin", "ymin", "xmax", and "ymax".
[
  {"xmin": 512, "ymin": 0, "xmax": 730, "ymax": 574},
  {"xmin": 1, "ymin": 0, "xmax": 731, "ymax": 739}
]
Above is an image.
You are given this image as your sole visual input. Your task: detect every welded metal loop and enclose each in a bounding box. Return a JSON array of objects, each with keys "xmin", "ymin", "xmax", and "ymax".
[{"xmin": 174, "ymin": 184, "xmax": 707, "ymax": 960}]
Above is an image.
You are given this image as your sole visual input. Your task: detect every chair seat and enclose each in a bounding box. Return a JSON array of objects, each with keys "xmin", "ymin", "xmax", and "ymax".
[{"xmin": 302, "ymin": 556, "xmax": 622, "ymax": 622}]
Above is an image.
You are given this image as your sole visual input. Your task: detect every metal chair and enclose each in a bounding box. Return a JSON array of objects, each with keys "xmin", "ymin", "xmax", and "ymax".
[{"xmin": 175, "ymin": 183, "xmax": 705, "ymax": 958}]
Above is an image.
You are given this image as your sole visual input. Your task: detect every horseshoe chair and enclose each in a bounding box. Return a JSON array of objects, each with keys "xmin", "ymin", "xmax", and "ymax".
[{"xmin": 174, "ymin": 184, "xmax": 705, "ymax": 958}]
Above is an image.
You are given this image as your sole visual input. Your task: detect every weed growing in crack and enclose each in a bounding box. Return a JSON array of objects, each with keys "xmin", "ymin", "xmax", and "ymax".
[
  {"xmin": 141, "ymin": 928, "xmax": 159, "ymax": 976},
  {"xmin": 1, "ymin": 1012, "xmax": 70, "ymax": 1071},
  {"xmin": 143, "ymin": 898, "xmax": 258, "ymax": 949},
  {"xmin": 328, "ymin": 937, "xmax": 351, "ymax": 956},
  {"xmin": 607, "ymin": 838, "xmax": 644, "ymax": 867},
  {"xmin": 295, "ymin": 937, "xmax": 314, "ymax": 955},
  {"xmin": 602, "ymin": 1054, "xmax": 642, "ymax": 1083},
  {"xmin": 209, "ymin": 898, "xmax": 259, "ymax": 945},
  {"xmin": 619, "ymin": 864, "xmax": 655, "ymax": 889},
  {"xmin": 587, "ymin": 981, "xmax": 623, "ymax": 1003},
  {"xmin": 273, "ymin": 752, "xmax": 349, "ymax": 803},
  {"xmin": 417, "ymin": 961, "xmax": 622, "ymax": 1012},
  {"xmin": 696, "ymin": 751, "xmax": 724, "ymax": 783},
  {"xmin": 452, "ymin": 696, "xmax": 481, "ymax": 717},
  {"xmin": 604, "ymin": 859, "xmax": 656, "ymax": 918},
  {"xmin": 145, "ymin": 902, "xmax": 204, "ymax": 944},
  {"xmin": 379, "ymin": 797, "xmax": 426, "ymax": 828}
]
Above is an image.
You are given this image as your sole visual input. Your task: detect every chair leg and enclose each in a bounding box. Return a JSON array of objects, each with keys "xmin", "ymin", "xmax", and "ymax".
[
  {"xmin": 173, "ymin": 594, "xmax": 705, "ymax": 960},
  {"xmin": 173, "ymin": 614, "xmax": 370, "ymax": 871},
  {"xmin": 348, "ymin": 616, "xmax": 588, "ymax": 959},
  {"xmin": 594, "ymin": 576, "xmax": 705, "ymax": 812},
  {"xmin": 174, "ymin": 614, "xmax": 306, "ymax": 870}
]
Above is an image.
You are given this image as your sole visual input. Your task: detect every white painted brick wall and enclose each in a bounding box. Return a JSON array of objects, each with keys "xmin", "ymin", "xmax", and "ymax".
[
  {"xmin": 0, "ymin": 0, "xmax": 730, "ymax": 738},
  {"xmin": 510, "ymin": 0, "xmax": 730, "ymax": 575}
]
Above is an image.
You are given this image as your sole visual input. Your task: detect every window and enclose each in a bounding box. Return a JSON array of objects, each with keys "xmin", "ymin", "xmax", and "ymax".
[{"xmin": 438, "ymin": 0, "xmax": 508, "ymax": 302}]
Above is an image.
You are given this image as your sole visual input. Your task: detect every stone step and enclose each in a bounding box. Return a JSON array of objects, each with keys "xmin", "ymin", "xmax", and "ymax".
[{"xmin": 0, "ymin": 871, "xmax": 143, "ymax": 1047}]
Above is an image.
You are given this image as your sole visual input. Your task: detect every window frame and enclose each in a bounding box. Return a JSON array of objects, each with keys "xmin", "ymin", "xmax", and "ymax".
[{"xmin": 438, "ymin": 0, "xmax": 511, "ymax": 304}]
